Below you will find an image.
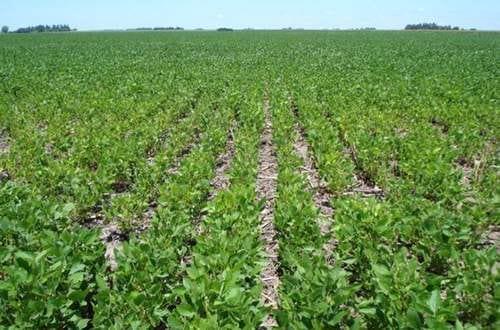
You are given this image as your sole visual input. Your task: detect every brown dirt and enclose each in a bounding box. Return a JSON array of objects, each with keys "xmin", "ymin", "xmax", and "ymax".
[
  {"xmin": 395, "ymin": 127, "xmax": 408, "ymax": 138},
  {"xmin": 165, "ymin": 129, "xmax": 201, "ymax": 175},
  {"xmin": 256, "ymin": 93, "xmax": 279, "ymax": 328},
  {"xmin": 341, "ymin": 144, "xmax": 385, "ymax": 198},
  {"xmin": 84, "ymin": 212, "xmax": 125, "ymax": 271},
  {"xmin": 136, "ymin": 200, "xmax": 157, "ymax": 234},
  {"xmin": 456, "ymin": 157, "xmax": 476, "ymax": 188},
  {"xmin": 111, "ymin": 179, "xmax": 131, "ymax": 194},
  {"xmin": 479, "ymin": 225, "xmax": 500, "ymax": 253},
  {"xmin": 207, "ymin": 123, "xmax": 236, "ymax": 201},
  {"xmin": 430, "ymin": 117, "xmax": 449, "ymax": 135},
  {"xmin": 343, "ymin": 174, "xmax": 385, "ymax": 197},
  {"xmin": 100, "ymin": 224, "xmax": 126, "ymax": 271},
  {"xmin": 0, "ymin": 130, "xmax": 10, "ymax": 155},
  {"xmin": 456, "ymin": 139, "xmax": 497, "ymax": 189},
  {"xmin": 44, "ymin": 143, "xmax": 54, "ymax": 155},
  {"xmin": 293, "ymin": 124, "xmax": 334, "ymax": 219},
  {"xmin": 0, "ymin": 169, "xmax": 10, "ymax": 182}
]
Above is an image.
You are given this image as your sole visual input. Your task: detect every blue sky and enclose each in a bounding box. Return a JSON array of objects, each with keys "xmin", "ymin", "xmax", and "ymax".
[{"xmin": 1, "ymin": 0, "xmax": 499, "ymax": 31}]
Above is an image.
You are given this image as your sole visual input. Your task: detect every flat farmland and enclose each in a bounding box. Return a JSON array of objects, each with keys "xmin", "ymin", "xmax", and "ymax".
[{"xmin": 0, "ymin": 30, "xmax": 498, "ymax": 329}]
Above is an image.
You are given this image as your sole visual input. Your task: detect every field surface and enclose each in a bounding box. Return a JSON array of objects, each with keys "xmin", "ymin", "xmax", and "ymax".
[{"xmin": 0, "ymin": 31, "xmax": 499, "ymax": 329}]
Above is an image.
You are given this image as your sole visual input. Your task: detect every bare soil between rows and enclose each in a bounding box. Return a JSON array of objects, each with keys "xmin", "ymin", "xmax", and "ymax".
[
  {"xmin": 85, "ymin": 128, "xmax": 203, "ymax": 271},
  {"xmin": 257, "ymin": 92, "xmax": 279, "ymax": 328},
  {"xmin": 0, "ymin": 130, "xmax": 10, "ymax": 155}
]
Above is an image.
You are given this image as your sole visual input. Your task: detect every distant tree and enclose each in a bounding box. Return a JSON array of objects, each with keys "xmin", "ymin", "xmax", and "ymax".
[
  {"xmin": 1, "ymin": 26, "xmax": 8, "ymax": 33},
  {"xmin": 217, "ymin": 27, "xmax": 233, "ymax": 32},
  {"xmin": 405, "ymin": 23, "xmax": 462, "ymax": 31},
  {"xmin": 152, "ymin": 27, "xmax": 184, "ymax": 31},
  {"xmin": 14, "ymin": 24, "xmax": 72, "ymax": 33}
]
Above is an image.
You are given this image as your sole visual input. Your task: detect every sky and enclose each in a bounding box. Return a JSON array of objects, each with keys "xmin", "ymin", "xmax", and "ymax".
[{"xmin": 1, "ymin": 0, "xmax": 499, "ymax": 31}]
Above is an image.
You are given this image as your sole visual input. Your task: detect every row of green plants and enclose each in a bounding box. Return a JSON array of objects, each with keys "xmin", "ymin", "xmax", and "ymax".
[
  {"xmin": 0, "ymin": 31, "xmax": 498, "ymax": 328},
  {"xmin": 0, "ymin": 181, "xmax": 106, "ymax": 327},
  {"xmin": 168, "ymin": 86, "xmax": 268, "ymax": 328},
  {"xmin": 278, "ymin": 31, "xmax": 498, "ymax": 328},
  {"xmin": 0, "ymin": 32, "xmax": 250, "ymax": 328},
  {"xmin": 92, "ymin": 95, "xmax": 235, "ymax": 327},
  {"xmin": 0, "ymin": 49, "xmax": 206, "ymax": 219},
  {"xmin": 269, "ymin": 84, "xmax": 358, "ymax": 328}
]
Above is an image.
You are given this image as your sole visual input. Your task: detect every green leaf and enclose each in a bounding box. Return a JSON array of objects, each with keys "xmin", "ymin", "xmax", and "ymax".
[
  {"xmin": 68, "ymin": 272, "xmax": 84, "ymax": 284},
  {"xmin": 177, "ymin": 304, "xmax": 196, "ymax": 318},
  {"xmin": 69, "ymin": 263, "xmax": 86, "ymax": 275},
  {"xmin": 62, "ymin": 203, "xmax": 75, "ymax": 215},
  {"xmin": 225, "ymin": 287, "xmax": 241, "ymax": 302},
  {"xmin": 427, "ymin": 290, "xmax": 440, "ymax": 314},
  {"xmin": 327, "ymin": 311, "xmax": 347, "ymax": 326},
  {"xmin": 129, "ymin": 291, "xmax": 145, "ymax": 304},
  {"xmin": 76, "ymin": 318, "xmax": 89, "ymax": 329},
  {"xmin": 406, "ymin": 309, "xmax": 422, "ymax": 328},
  {"xmin": 372, "ymin": 264, "xmax": 391, "ymax": 277},
  {"xmin": 15, "ymin": 251, "xmax": 33, "ymax": 271},
  {"xmin": 359, "ymin": 307, "xmax": 377, "ymax": 316},
  {"xmin": 15, "ymin": 251, "xmax": 33, "ymax": 261},
  {"xmin": 342, "ymin": 258, "xmax": 357, "ymax": 265}
]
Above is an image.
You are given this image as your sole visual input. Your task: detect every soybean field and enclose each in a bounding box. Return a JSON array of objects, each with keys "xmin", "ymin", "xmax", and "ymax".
[{"xmin": 0, "ymin": 30, "xmax": 499, "ymax": 329}]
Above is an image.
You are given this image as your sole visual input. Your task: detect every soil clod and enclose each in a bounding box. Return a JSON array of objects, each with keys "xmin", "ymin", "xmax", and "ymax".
[
  {"xmin": 0, "ymin": 169, "xmax": 10, "ymax": 182},
  {"xmin": 478, "ymin": 226, "xmax": 500, "ymax": 253},
  {"xmin": 111, "ymin": 179, "xmax": 131, "ymax": 193}
]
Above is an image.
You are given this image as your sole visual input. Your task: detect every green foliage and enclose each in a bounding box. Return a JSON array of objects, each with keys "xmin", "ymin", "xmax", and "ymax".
[{"xmin": 0, "ymin": 30, "xmax": 498, "ymax": 328}]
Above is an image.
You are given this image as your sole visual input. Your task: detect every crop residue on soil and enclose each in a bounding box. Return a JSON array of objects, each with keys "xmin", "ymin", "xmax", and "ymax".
[
  {"xmin": 256, "ymin": 93, "xmax": 280, "ymax": 328},
  {"xmin": 341, "ymin": 144, "xmax": 385, "ymax": 198},
  {"xmin": 0, "ymin": 130, "xmax": 10, "ymax": 155}
]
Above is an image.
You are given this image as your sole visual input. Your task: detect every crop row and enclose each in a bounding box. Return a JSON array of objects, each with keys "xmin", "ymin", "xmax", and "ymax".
[{"xmin": 1, "ymin": 31, "xmax": 498, "ymax": 329}]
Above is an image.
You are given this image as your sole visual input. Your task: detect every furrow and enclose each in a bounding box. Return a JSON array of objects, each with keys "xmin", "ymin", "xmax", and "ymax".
[
  {"xmin": 290, "ymin": 98, "xmax": 337, "ymax": 261},
  {"xmin": 81, "ymin": 103, "xmax": 204, "ymax": 271},
  {"xmin": 92, "ymin": 104, "xmax": 233, "ymax": 326},
  {"xmin": 93, "ymin": 128, "xmax": 203, "ymax": 271},
  {"xmin": 165, "ymin": 128, "xmax": 202, "ymax": 176},
  {"xmin": 338, "ymin": 130, "xmax": 385, "ymax": 198},
  {"xmin": 146, "ymin": 100, "xmax": 197, "ymax": 164},
  {"xmin": 83, "ymin": 105, "xmax": 197, "ymax": 227},
  {"xmin": 0, "ymin": 129, "xmax": 9, "ymax": 155},
  {"xmin": 207, "ymin": 121, "xmax": 236, "ymax": 200},
  {"xmin": 256, "ymin": 93, "xmax": 279, "ymax": 328},
  {"xmin": 192, "ymin": 121, "xmax": 237, "ymax": 237}
]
